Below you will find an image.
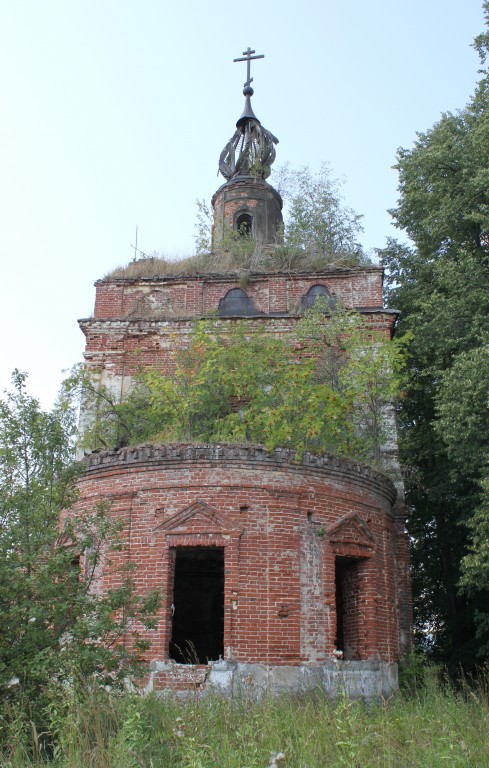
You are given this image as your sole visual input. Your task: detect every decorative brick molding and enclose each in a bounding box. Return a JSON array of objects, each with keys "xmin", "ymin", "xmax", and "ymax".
[
  {"xmin": 87, "ymin": 269, "xmax": 394, "ymax": 321},
  {"xmin": 84, "ymin": 442, "xmax": 397, "ymax": 507}
]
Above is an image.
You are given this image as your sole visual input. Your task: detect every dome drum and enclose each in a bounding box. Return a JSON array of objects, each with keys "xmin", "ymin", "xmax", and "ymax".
[{"xmin": 212, "ymin": 177, "xmax": 283, "ymax": 247}]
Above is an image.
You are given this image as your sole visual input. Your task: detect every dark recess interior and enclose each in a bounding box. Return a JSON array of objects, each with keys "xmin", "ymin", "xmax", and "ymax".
[
  {"xmin": 169, "ymin": 547, "xmax": 224, "ymax": 664},
  {"xmin": 236, "ymin": 212, "xmax": 253, "ymax": 236},
  {"xmin": 335, "ymin": 556, "xmax": 359, "ymax": 658}
]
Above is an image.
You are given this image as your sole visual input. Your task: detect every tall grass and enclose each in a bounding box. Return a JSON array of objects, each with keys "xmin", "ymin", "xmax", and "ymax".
[
  {"xmin": 2, "ymin": 668, "xmax": 489, "ymax": 767},
  {"xmin": 104, "ymin": 246, "xmax": 370, "ymax": 281}
]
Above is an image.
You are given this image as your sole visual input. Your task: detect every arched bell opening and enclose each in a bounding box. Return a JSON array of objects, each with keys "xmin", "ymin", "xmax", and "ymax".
[
  {"xmin": 211, "ymin": 179, "xmax": 283, "ymax": 248},
  {"xmin": 235, "ymin": 212, "xmax": 253, "ymax": 237}
]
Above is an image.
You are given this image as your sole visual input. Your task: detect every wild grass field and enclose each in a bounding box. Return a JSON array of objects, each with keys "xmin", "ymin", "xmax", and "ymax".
[{"xmin": 2, "ymin": 667, "xmax": 489, "ymax": 768}]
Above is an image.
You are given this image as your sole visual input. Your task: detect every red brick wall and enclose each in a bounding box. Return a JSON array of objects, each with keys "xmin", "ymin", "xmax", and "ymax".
[
  {"xmin": 211, "ymin": 178, "xmax": 283, "ymax": 246},
  {"xmin": 73, "ymin": 444, "xmax": 405, "ymax": 669},
  {"xmin": 89, "ymin": 269, "xmax": 385, "ymax": 320},
  {"xmin": 76, "ymin": 267, "xmax": 412, "ymax": 688},
  {"xmin": 80, "ymin": 270, "xmax": 396, "ymax": 381}
]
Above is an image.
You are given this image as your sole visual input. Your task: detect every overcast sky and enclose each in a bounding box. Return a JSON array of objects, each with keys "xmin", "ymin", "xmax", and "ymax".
[{"xmin": 0, "ymin": 0, "xmax": 484, "ymax": 407}]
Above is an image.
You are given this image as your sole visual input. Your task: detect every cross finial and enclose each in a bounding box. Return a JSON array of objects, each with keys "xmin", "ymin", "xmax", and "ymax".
[{"xmin": 233, "ymin": 47, "xmax": 265, "ymax": 90}]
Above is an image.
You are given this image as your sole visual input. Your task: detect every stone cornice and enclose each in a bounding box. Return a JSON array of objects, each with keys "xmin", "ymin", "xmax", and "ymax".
[{"xmin": 78, "ymin": 309, "xmax": 397, "ymax": 329}]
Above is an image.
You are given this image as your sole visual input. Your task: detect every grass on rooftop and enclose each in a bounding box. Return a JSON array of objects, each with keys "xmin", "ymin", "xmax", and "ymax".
[{"xmin": 105, "ymin": 246, "xmax": 373, "ymax": 280}]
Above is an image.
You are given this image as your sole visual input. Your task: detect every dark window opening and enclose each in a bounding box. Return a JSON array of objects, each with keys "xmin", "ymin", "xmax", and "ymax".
[
  {"xmin": 236, "ymin": 212, "xmax": 253, "ymax": 237},
  {"xmin": 301, "ymin": 284, "xmax": 337, "ymax": 312},
  {"xmin": 218, "ymin": 288, "xmax": 261, "ymax": 317},
  {"xmin": 169, "ymin": 547, "xmax": 224, "ymax": 664},
  {"xmin": 335, "ymin": 556, "xmax": 362, "ymax": 660}
]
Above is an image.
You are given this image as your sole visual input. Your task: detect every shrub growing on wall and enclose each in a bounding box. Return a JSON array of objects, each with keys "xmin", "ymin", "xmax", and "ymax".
[{"xmin": 74, "ymin": 306, "xmax": 407, "ymax": 470}]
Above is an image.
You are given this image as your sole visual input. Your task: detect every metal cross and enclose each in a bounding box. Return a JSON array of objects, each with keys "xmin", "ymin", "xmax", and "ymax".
[{"xmin": 233, "ymin": 47, "xmax": 264, "ymax": 88}]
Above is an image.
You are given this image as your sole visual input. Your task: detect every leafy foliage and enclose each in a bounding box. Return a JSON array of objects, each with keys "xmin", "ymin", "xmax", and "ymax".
[
  {"xmin": 381, "ymin": 4, "xmax": 489, "ymax": 670},
  {"xmin": 391, "ymin": 109, "xmax": 489, "ymax": 257},
  {"xmin": 437, "ymin": 348, "xmax": 489, "ymax": 656},
  {"xmin": 297, "ymin": 301, "xmax": 409, "ymax": 465},
  {"xmin": 435, "ymin": 346, "xmax": 489, "ymax": 476},
  {"xmin": 275, "ymin": 163, "xmax": 367, "ymax": 265},
  {"xmin": 0, "ymin": 372, "xmax": 160, "ymax": 730},
  {"xmin": 75, "ymin": 308, "xmax": 405, "ymax": 471},
  {"xmin": 194, "ymin": 198, "xmax": 213, "ymax": 256},
  {"xmin": 188, "ymin": 163, "xmax": 371, "ymax": 274},
  {"xmin": 382, "ymin": 249, "xmax": 489, "ymax": 668}
]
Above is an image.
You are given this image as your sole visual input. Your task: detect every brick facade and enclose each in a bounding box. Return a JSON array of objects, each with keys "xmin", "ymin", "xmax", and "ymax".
[
  {"xmin": 80, "ymin": 268, "xmax": 397, "ymax": 385},
  {"xmin": 77, "ymin": 266, "xmax": 411, "ymax": 696}
]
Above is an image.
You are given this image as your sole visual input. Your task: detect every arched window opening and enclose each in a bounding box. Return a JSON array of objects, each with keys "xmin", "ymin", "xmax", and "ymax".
[
  {"xmin": 235, "ymin": 213, "xmax": 253, "ymax": 237},
  {"xmin": 301, "ymin": 284, "xmax": 337, "ymax": 312},
  {"xmin": 218, "ymin": 288, "xmax": 261, "ymax": 317}
]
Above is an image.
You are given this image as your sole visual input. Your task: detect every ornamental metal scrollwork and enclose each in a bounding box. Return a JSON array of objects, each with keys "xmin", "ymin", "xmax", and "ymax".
[
  {"xmin": 218, "ymin": 48, "xmax": 279, "ymax": 181},
  {"xmin": 219, "ymin": 121, "xmax": 278, "ymax": 181}
]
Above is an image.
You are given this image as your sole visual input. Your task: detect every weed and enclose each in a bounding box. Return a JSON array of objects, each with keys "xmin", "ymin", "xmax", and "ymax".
[{"xmin": 2, "ymin": 676, "xmax": 489, "ymax": 767}]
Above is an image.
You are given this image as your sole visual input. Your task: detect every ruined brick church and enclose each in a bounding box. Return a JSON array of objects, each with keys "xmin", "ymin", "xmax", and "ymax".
[{"xmin": 74, "ymin": 50, "xmax": 411, "ymax": 697}]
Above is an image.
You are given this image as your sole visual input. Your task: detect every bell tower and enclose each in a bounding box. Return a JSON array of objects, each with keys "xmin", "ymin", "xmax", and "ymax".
[{"xmin": 211, "ymin": 48, "xmax": 283, "ymax": 248}]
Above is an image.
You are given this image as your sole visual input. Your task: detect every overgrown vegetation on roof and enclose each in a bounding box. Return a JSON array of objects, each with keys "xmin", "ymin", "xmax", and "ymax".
[
  {"xmin": 105, "ymin": 246, "xmax": 373, "ymax": 280},
  {"xmin": 105, "ymin": 163, "xmax": 373, "ymax": 280}
]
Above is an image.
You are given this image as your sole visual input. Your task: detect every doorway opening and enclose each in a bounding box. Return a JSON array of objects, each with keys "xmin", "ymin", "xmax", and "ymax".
[
  {"xmin": 169, "ymin": 547, "xmax": 224, "ymax": 664},
  {"xmin": 335, "ymin": 556, "xmax": 363, "ymax": 660}
]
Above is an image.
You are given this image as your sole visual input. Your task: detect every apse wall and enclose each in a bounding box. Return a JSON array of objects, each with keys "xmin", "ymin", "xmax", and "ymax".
[{"xmin": 74, "ymin": 443, "xmax": 408, "ymax": 696}]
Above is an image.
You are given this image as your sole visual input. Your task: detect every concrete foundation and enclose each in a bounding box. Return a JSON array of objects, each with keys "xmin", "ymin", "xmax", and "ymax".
[{"xmin": 148, "ymin": 659, "xmax": 398, "ymax": 700}]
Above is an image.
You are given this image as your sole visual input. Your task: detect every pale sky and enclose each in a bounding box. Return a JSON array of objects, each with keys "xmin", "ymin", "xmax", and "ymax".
[{"xmin": 0, "ymin": 0, "xmax": 484, "ymax": 407}]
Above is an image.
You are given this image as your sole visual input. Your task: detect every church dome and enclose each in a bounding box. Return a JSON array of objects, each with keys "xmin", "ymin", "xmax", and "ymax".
[{"xmin": 218, "ymin": 48, "xmax": 279, "ymax": 182}]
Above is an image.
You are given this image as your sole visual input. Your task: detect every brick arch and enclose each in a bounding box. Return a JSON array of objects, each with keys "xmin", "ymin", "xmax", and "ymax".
[
  {"xmin": 300, "ymin": 284, "xmax": 337, "ymax": 312},
  {"xmin": 234, "ymin": 211, "xmax": 253, "ymax": 236},
  {"xmin": 218, "ymin": 287, "xmax": 262, "ymax": 317}
]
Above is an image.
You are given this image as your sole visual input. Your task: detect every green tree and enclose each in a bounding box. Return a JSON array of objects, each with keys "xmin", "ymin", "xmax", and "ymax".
[
  {"xmin": 78, "ymin": 311, "xmax": 405, "ymax": 470},
  {"xmin": 194, "ymin": 198, "xmax": 213, "ymax": 256},
  {"xmin": 193, "ymin": 163, "xmax": 370, "ymax": 269},
  {"xmin": 435, "ymin": 346, "xmax": 489, "ymax": 476},
  {"xmin": 275, "ymin": 162, "xmax": 368, "ymax": 266},
  {"xmin": 0, "ymin": 372, "xmax": 159, "ymax": 728},
  {"xmin": 435, "ymin": 347, "xmax": 489, "ymax": 655},
  {"xmin": 382, "ymin": 250, "xmax": 489, "ymax": 669},
  {"xmin": 381, "ymin": 2, "xmax": 489, "ymax": 670},
  {"xmin": 296, "ymin": 301, "xmax": 408, "ymax": 466},
  {"xmin": 459, "ymin": 472, "xmax": 489, "ymax": 659}
]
